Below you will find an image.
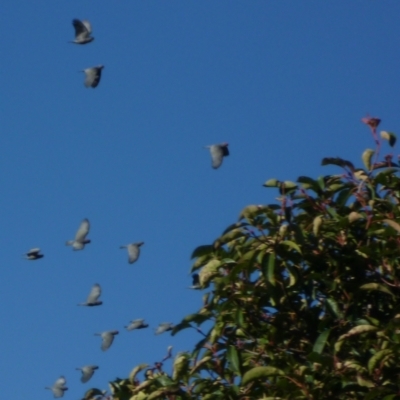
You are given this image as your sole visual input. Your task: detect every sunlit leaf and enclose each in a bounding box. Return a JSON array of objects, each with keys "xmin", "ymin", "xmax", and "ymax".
[
  {"xmin": 380, "ymin": 131, "xmax": 397, "ymax": 147},
  {"xmin": 362, "ymin": 149, "xmax": 375, "ymax": 171}
]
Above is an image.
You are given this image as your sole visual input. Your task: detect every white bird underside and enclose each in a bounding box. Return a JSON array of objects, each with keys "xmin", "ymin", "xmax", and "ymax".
[
  {"xmin": 125, "ymin": 319, "xmax": 148, "ymax": 331},
  {"xmin": 207, "ymin": 143, "xmax": 229, "ymax": 169},
  {"xmin": 46, "ymin": 376, "xmax": 68, "ymax": 398},
  {"xmin": 120, "ymin": 242, "xmax": 144, "ymax": 264},
  {"xmin": 72, "ymin": 19, "xmax": 94, "ymax": 44},
  {"xmin": 79, "ymin": 284, "xmax": 102, "ymax": 306},
  {"xmin": 66, "ymin": 218, "xmax": 90, "ymax": 250},
  {"xmin": 83, "ymin": 66, "xmax": 104, "ymax": 88},
  {"xmin": 95, "ymin": 331, "xmax": 118, "ymax": 351},
  {"xmin": 77, "ymin": 365, "xmax": 98, "ymax": 383}
]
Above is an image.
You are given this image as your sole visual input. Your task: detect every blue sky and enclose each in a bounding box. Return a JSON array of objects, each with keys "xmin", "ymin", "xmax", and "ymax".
[{"xmin": 1, "ymin": 1, "xmax": 399, "ymax": 398}]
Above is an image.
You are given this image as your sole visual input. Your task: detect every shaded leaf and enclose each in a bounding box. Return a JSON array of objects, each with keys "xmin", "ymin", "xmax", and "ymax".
[
  {"xmin": 359, "ymin": 283, "xmax": 394, "ymax": 298},
  {"xmin": 321, "ymin": 157, "xmax": 355, "ymax": 171},
  {"xmin": 227, "ymin": 345, "xmax": 241, "ymax": 375},
  {"xmin": 313, "ymin": 330, "xmax": 330, "ymax": 354},
  {"xmin": 241, "ymin": 366, "xmax": 284, "ymax": 386}
]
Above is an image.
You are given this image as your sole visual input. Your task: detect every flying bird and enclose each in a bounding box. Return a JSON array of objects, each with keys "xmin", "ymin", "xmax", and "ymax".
[
  {"xmin": 78, "ymin": 284, "xmax": 102, "ymax": 306},
  {"xmin": 23, "ymin": 248, "xmax": 44, "ymax": 260},
  {"xmin": 125, "ymin": 319, "xmax": 149, "ymax": 331},
  {"xmin": 76, "ymin": 365, "xmax": 99, "ymax": 383},
  {"xmin": 155, "ymin": 322, "xmax": 174, "ymax": 335},
  {"xmin": 45, "ymin": 376, "xmax": 68, "ymax": 398},
  {"xmin": 66, "ymin": 218, "xmax": 91, "ymax": 250},
  {"xmin": 82, "ymin": 65, "xmax": 104, "ymax": 88},
  {"xmin": 120, "ymin": 242, "xmax": 144, "ymax": 264},
  {"xmin": 94, "ymin": 330, "xmax": 119, "ymax": 351},
  {"xmin": 205, "ymin": 143, "xmax": 229, "ymax": 169},
  {"xmin": 70, "ymin": 19, "xmax": 94, "ymax": 44}
]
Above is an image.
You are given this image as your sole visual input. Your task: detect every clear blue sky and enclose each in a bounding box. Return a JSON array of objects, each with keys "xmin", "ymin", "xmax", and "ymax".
[{"xmin": 1, "ymin": 1, "xmax": 399, "ymax": 398}]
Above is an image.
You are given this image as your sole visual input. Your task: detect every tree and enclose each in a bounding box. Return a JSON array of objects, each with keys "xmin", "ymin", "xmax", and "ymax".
[{"xmin": 83, "ymin": 118, "xmax": 400, "ymax": 399}]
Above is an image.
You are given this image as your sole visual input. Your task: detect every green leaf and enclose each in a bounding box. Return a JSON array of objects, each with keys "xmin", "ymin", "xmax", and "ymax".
[
  {"xmin": 235, "ymin": 308, "xmax": 244, "ymax": 326},
  {"xmin": 359, "ymin": 283, "xmax": 394, "ymax": 298},
  {"xmin": 368, "ymin": 349, "xmax": 393, "ymax": 373},
  {"xmin": 326, "ymin": 298, "xmax": 343, "ymax": 319},
  {"xmin": 338, "ymin": 325, "xmax": 378, "ymax": 342},
  {"xmin": 241, "ymin": 366, "xmax": 284, "ymax": 386},
  {"xmin": 362, "ymin": 149, "xmax": 375, "ymax": 171},
  {"xmin": 357, "ymin": 375, "xmax": 375, "ymax": 388},
  {"xmin": 297, "ymin": 176, "xmax": 321, "ymax": 193},
  {"xmin": 321, "ymin": 157, "xmax": 355, "ymax": 171},
  {"xmin": 383, "ymin": 219, "xmax": 400, "ymax": 234},
  {"xmin": 262, "ymin": 252, "xmax": 276, "ymax": 286},
  {"xmin": 147, "ymin": 389, "xmax": 166, "ymax": 400},
  {"xmin": 280, "ymin": 240, "xmax": 302, "ymax": 254},
  {"xmin": 380, "ymin": 131, "xmax": 397, "ymax": 147},
  {"xmin": 191, "ymin": 245, "xmax": 214, "ymax": 259},
  {"xmin": 83, "ymin": 388, "xmax": 104, "ymax": 400},
  {"xmin": 190, "ymin": 356, "xmax": 212, "ymax": 375},
  {"xmin": 129, "ymin": 364, "xmax": 149, "ymax": 383},
  {"xmin": 227, "ymin": 345, "xmax": 241, "ymax": 375},
  {"xmin": 263, "ymin": 178, "xmax": 280, "ymax": 187},
  {"xmin": 313, "ymin": 329, "xmax": 330, "ymax": 354}
]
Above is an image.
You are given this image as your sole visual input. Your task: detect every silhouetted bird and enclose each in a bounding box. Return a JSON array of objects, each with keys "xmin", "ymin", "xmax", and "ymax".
[
  {"xmin": 70, "ymin": 19, "xmax": 94, "ymax": 44},
  {"xmin": 120, "ymin": 242, "xmax": 144, "ymax": 264},
  {"xmin": 205, "ymin": 143, "xmax": 229, "ymax": 169},
  {"xmin": 78, "ymin": 284, "xmax": 102, "ymax": 306},
  {"xmin": 94, "ymin": 330, "xmax": 119, "ymax": 351},
  {"xmin": 66, "ymin": 218, "xmax": 91, "ymax": 250},
  {"xmin": 24, "ymin": 248, "xmax": 44, "ymax": 260},
  {"xmin": 76, "ymin": 365, "xmax": 99, "ymax": 383}
]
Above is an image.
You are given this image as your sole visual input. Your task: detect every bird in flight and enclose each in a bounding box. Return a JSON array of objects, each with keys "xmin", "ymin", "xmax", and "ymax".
[
  {"xmin": 205, "ymin": 143, "xmax": 229, "ymax": 169},
  {"xmin": 94, "ymin": 330, "xmax": 119, "ymax": 351},
  {"xmin": 120, "ymin": 242, "xmax": 144, "ymax": 264},
  {"xmin": 66, "ymin": 218, "xmax": 91, "ymax": 250},
  {"xmin": 70, "ymin": 19, "xmax": 94, "ymax": 44},
  {"xmin": 45, "ymin": 376, "xmax": 68, "ymax": 398},
  {"xmin": 125, "ymin": 319, "xmax": 149, "ymax": 331},
  {"xmin": 82, "ymin": 66, "xmax": 104, "ymax": 88},
  {"xmin": 78, "ymin": 284, "xmax": 102, "ymax": 307},
  {"xmin": 23, "ymin": 248, "xmax": 44, "ymax": 260},
  {"xmin": 76, "ymin": 365, "xmax": 99, "ymax": 383}
]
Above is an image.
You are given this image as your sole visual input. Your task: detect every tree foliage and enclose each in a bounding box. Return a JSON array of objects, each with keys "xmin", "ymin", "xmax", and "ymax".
[{"xmin": 84, "ymin": 118, "xmax": 400, "ymax": 399}]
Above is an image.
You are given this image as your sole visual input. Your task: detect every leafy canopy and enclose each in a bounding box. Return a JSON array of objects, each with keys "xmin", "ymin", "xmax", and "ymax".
[{"xmin": 85, "ymin": 118, "xmax": 400, "ymax": 400}]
